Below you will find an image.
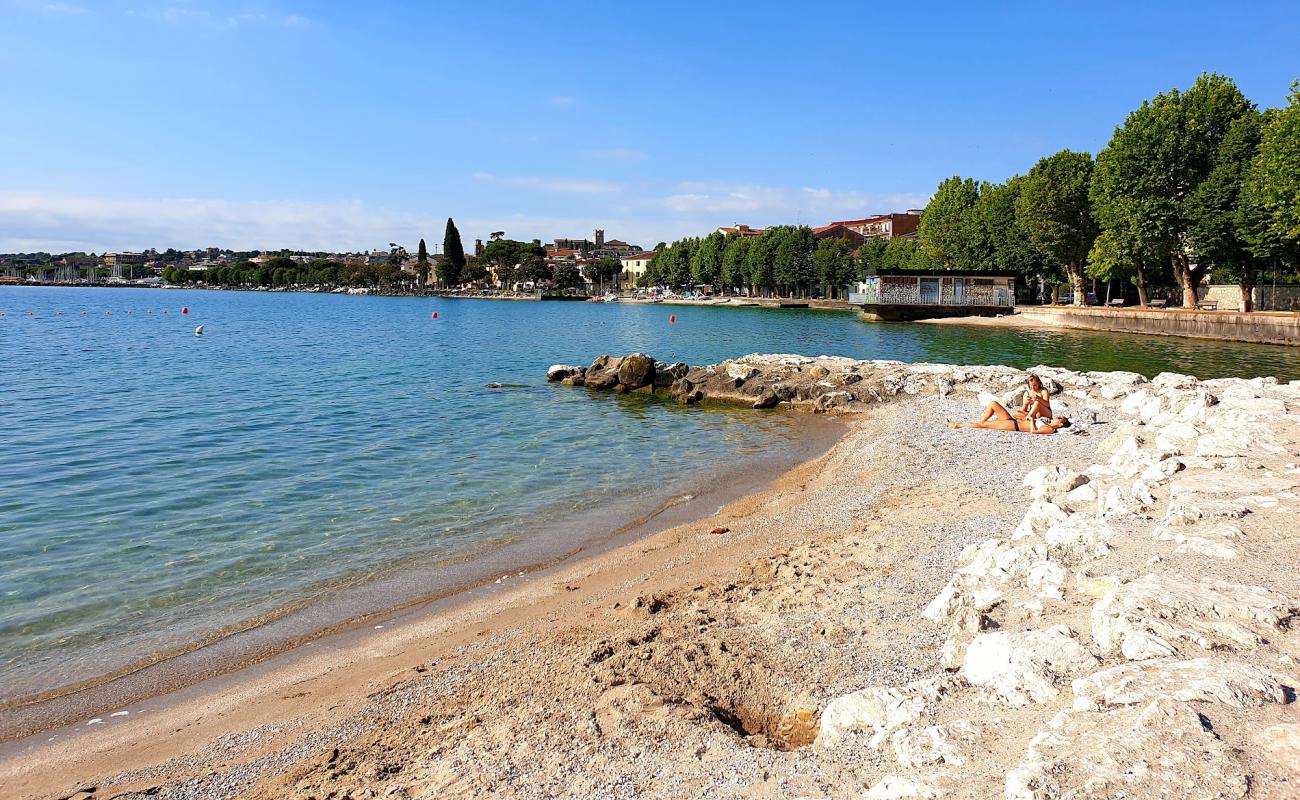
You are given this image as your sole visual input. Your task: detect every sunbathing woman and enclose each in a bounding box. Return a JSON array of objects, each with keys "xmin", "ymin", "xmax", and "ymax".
[
  {"xmin": 1015, "ymin": 373, "xmax": 1053, "ymax": 422},
  {"xmin": 948, "ymin": 400, "xmax": 1070, "ymax": 434}
]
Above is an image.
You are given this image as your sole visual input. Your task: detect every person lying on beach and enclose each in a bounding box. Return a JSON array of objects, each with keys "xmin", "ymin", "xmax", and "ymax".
[
  {"xmin": 1015, "ymin": 373, "xmax": 1053, "ymax": 422},
  {"xmin": 948, "ymin": 400, "xmax": 1070, "ymax": 434}
]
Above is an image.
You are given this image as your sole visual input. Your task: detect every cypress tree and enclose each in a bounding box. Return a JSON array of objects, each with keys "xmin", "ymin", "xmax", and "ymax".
[
  {"xmin": 416, "ymin": 238, "xmax": 430, "ymax": 291},
  {"xmin": 440, "ymin": 218, "xmax": 466, "ymax": 287}
]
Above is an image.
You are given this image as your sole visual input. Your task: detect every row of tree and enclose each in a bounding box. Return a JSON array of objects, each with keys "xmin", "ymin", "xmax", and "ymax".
[
  {"xmin": 918, "ymin": 74, "xmax": 1300, "ymax": 308},
  {"xmin": 644, "ymin": 227, "xmax": 860, "ymax": 297}
]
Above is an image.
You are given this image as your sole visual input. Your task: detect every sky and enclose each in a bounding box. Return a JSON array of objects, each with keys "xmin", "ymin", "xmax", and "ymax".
[{"xmin": 2, "ymin": 0, "xmax": 1298, "ymax": 254}]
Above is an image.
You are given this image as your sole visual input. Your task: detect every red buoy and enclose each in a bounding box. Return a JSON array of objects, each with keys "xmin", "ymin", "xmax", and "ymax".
[
  {"xmin": 432, "ymin": 311, "xmax": 438, "ymax": 319},
  {"xmin": 669, "ymin": 314, "xmax": 677, "ymax": 324},
  {"xmin": 182, "ymin": 307, "xmax": 189, "ymax": 315}
]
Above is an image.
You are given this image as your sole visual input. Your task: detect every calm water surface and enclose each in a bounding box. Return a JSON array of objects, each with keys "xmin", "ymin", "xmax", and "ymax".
[{"xmin": 2, "ymin": 286, "xmax": 1295, "ymax": 701}]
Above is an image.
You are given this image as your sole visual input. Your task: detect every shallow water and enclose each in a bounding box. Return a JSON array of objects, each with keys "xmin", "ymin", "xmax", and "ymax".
[{"xmin": 1, "ymin": 286, "xmax": 1295, "ymax": 701}]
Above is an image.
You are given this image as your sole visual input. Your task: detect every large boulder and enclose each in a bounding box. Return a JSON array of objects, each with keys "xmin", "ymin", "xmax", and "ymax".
[
  {"xmin": 1071, "ymin": 657, "xmax": 1293, "ymax": 711},
  {"xmin": 546, "ymin": 364, "xmax": 583, "ymax": 382},
  {"xmin": 959, "ymin": 625, "xmax": 1099, "ymax": 706},
  {"xmin": 816, "ymin": 677, "xmax": 956, "ymax": 751},
  {"xmin": 1091, "ymin": 574, "xmax": 1297, "ymax": 661},
  {"xmin": 616, "ymin": 353, "xmax": 655, "ymax": 389},
  {"xmin": 1005, "ymin": 700, "xmax": 1249, "ymax": 800}
]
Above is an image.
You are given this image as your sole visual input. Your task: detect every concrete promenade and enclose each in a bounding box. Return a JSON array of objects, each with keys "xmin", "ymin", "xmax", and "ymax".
[{"xmin": 1013, "ymin": 304, "xmax": 1300, "ymax": 346}]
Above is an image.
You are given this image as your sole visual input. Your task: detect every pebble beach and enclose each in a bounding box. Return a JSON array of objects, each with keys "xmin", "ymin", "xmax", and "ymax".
[{"xmin": 7, "ymin": 353, "xmax": 1296, "ymax": 799}]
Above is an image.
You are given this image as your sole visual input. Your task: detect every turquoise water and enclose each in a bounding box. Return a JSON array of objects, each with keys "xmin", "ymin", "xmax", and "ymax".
[{"xmin": 1, "ymin": 286, "xmax": 1296, "ymax": 701}]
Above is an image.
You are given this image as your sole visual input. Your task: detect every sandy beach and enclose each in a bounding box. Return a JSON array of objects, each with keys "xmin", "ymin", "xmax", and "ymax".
[{"xmin": 3, "ymin": 356, "xmax": 1298, "ymax": 799}]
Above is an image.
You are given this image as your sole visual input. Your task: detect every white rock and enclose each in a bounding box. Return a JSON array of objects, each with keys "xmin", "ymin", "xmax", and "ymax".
[
  {"xmin": 816, "ymin": 677, "xmax": 954, "ymax": 750},
  {"xmin": 1072, "ymin": 657, "xmax": 1293, "ymax": 711},
  {"xmin": 1006, "ymin": 700, "xmax": 1248, "ymax": 800},
  {"xmin": 1043, "ymin": 515, "xmax": 1116, "ymax": 563},
  {"xmin": 1025, "ymin": 561, "xmax": 1065, "ymax": 599},
  {"xmin": 1154, "ymin": 421, "xmax": 1201, "ymax": 454},
  {"xmin": 960, "ymin": 626, "xmax": 1098, "ymax": 706},
  {"xmin": 891, "ymin": 721, "xmax": 980, "ymax": 769},
  {"xmin": 1010, "ymin": 500, "xmax": 1069, "ymax": 541},
  {"xmin": 1060, "ymin": 482, "xmax": 1097, "ymax": 512},
  {"xmin": 1091, "ymin": 573, "xmax": 1297, "ymax": 660},
  {"xmin": 1022, "ymin": 466, "xmax": 1087, "ymax": 502}
]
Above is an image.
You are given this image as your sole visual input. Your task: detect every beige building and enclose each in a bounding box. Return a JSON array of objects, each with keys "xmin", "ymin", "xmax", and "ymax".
[{"xmin": 619, "ymin": 251, "xmax": 656, "ymax": 286}]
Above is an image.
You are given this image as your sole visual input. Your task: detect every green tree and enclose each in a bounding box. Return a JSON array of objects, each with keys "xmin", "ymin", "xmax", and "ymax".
[
  {"xmin": 552, "ymin": 263, "xmax": 583, "ymax": 290},
  {"xmin": 773, "ymin": 226, "xmax": 816, "ymax": 296},
  {"xmin": 665, "ymin": 238, "xmax": 695, "ymax": 289},
  {"xmin": 416, "ymin": 238, "xmax": 430, "ymax": 292},
  {"xmin": 857, "ymin": 237, "xmax": 887, "ymax": 276},
  {"xmin": 1241, "ymin": 82, "xmax": 1300, "ymax": 267},
  {"xmin": 1088, "ymin": 222, "xmax": 1164, "ymax": 306},
  {"xmin": 587, "ymin": 257, "xmax": 621, "ymax": 293},
  {"xmin": 813, "ymin": 237, "xmax": 857, "ymax": 298},
  {"xmin": 746, "ymin": 230, "xmax": 778, "ymax": 295},
  {"xmin": 1187, "ymin": 110, "xmax": 1267, "ymax": 310},
  {"xmin": 690, "ymin": 231, "xmax": 725, "ymax": 288},
  {"xmin": 973, "ymin": 177, "xmax": 1045, "ymax": 280},
  {"xmin": 481, "ymin": 239, "xmax": 545, "ymax": 285},
  {"xmin": 441, "ymin": 218, "xmax": 466, "ymax": 287},
  {"xmin": 461, "ymin": 257, "xmax": 489, "ymax": 285},
  {"xmin": 1016, "ymin": 150, "xmax": 1098, "ymax": 305},
  {"xmin": 720, "ymin": 235, "xmax": 750, "ymax": 293},
  {"xmin": 520, "ymin": 254, "xmax": 551, "ymax": 286},
  {"xmin": 1092, "ymin": 72, "xmax": 1254, "ymax": 307},
  {"xmin": 919, "ymin": 176, "xmax": 984, "ymax": 270}
]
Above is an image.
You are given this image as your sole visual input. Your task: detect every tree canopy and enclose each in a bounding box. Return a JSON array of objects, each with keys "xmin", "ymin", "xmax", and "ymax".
[{"xmin": 1016, "ymin": 150, "xmax": 1098, "ymax": 304}]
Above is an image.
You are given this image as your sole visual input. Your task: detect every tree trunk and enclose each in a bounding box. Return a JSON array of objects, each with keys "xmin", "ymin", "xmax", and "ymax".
[
  {"xmin": 1135, "ymin": 265, "xmax": 1149, "ymax": 307},
  {"xmin": 1240, "ymin": 284, "xmax": 1254, "ymax": 313},
  {"xmin": 1069, "ymin": 263, "xmax": 1087, "ymax": 306},
  {"xmin": 1173, "ymin": 253, "xmax": 1198, "ymax": 309}
]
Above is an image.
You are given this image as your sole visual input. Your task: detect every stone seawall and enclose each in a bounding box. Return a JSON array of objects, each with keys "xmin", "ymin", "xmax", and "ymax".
[
  {"xmin": 554, "ymin": 353, "xmax": 1300, "ymax": 798},
  {"xmin": 1014, "ymin": 305, "xmax": 1300, "ymax": 346}
]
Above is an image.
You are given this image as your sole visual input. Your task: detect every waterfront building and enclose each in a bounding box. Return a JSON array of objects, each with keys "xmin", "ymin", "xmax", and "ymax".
[
  {"xmin": 849, "ymin": 269, "xmax": 1015, "ymax": 320},
  {"xmin": 619, "ymin": 251, "xmax": 656, "ymax": 286},
  {"xmin": 716, "ymin": 224, "xmax": 766, "ymax": 237},
  {"xmin": 821, "ymin": 212, "xmax": 923, "ymax": 240},
  {"xmin": 810, "ymin": 223, "xmax": 867, "ymax": 247}
]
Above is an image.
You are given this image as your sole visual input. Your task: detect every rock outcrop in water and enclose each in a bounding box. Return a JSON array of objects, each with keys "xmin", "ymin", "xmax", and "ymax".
[
  {"xmin": 548, "ymin": 352, "xmax": 1149, "ymax": 414},
  {"xmin": 555, "ymin": 353, "xmax": 1300, "ymax": 798}
]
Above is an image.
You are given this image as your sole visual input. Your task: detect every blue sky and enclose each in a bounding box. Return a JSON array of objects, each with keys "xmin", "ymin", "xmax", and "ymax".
[{"xmin": 2, "ymin": 0, "xmax": 1297, "ymax": 253}]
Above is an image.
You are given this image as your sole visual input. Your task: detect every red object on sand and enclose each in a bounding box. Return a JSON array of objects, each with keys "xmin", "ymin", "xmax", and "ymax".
[{"xmin": 710, "ymin": 527, "xmax": 730, "ymax": 535}]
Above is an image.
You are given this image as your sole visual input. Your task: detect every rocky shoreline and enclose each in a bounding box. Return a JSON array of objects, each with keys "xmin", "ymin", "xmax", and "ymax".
[
  {"xmin": 546, "ymin": 353, "xmax": 1300, "ymax": 798},
  {"xmin": 7, "ymin": 355, "xmax": 1298, "ymax": 799}
]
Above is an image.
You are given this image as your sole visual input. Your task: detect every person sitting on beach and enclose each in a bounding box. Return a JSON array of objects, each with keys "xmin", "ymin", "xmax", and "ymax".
[
  {"xmin": 1014, "ymin": 373, "xmax": 1053, "ymax": 422},
  {"xmin": 948, "ymin": 400, "xmax": 1070, "ymax": 434}
]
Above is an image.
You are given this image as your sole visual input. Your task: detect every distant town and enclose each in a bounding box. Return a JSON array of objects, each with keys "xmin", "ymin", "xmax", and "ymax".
[{"xmin": 0, "ymin": 211, "xmax": 923, "ymax": 297}]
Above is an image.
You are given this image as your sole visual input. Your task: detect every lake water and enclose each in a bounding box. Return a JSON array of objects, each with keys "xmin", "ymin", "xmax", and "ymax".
[{"xmin": 2, "ymin": 286, "xmax": 1296, "ymax": 704}]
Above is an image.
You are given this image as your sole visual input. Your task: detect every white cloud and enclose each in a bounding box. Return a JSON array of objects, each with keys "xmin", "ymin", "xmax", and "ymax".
[
  {"xmin": 661, "ymin": 181, "xmax": 928, "ymax": 223},
  {"xmin": 548, "ymin": 95, "xmax": 576, "ymax": 107},
  {"xmin": 472, "ymin": 173, "xmax": 623, "ymax": 194},
  {"xmin": 280, "ymin": 12, "xmax": 309, "ymax": 27},
  {"xmin": 0, "ymin": 191, "xmax": 438, "ymax": 253}
]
